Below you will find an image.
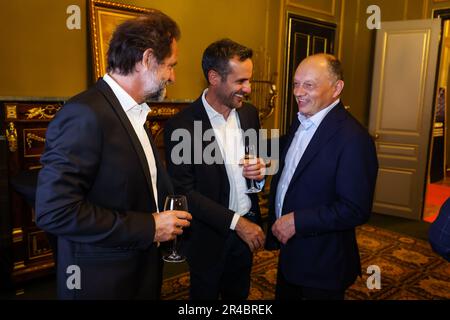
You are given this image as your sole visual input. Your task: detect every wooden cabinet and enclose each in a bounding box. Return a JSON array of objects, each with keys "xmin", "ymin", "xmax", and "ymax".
[
  {"xmin": 1, "ymin": 100, "xmax": 62, "ymax": 287},
  {"xmin": 0, "ymin": 98, "xmax": 188, "ymax": 288}
]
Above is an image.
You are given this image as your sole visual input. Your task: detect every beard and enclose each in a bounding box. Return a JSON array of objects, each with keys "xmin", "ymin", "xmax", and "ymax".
[
  {"xmin": 143, "ymin": 68, "xmax": 168, "ymax": 102},
  {"xmin": 218, "ymin": 90, "xmax": 247, "ymax": 109},
  {"xmin": 146, "ymin": 86, "xmax": 166, "ymax": 102}
]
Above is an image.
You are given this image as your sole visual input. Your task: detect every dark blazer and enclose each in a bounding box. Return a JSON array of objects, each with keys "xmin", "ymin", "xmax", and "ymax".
[
  {"xmin": 266, "ymin": 102, "xmax": 378, "ymax": 291},
  {"xmin": 164, "ymin": 97, "xmax": 261, "ymax": 270},
  {"xmin": 35, "ymin": 79, "xmax": 173, "ymax": 299},
  {"xmin": 429, "ymin": 197, "xmax": 450, "ymax": 261}
]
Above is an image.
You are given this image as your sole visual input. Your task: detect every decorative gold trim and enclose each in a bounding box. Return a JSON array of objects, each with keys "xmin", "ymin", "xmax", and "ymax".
[
  {"xmin": 26, "ymin": 132, "xmax": 46, "ymax": 150},
  {"xmin": 287, "ymin": 0, "xmax": 337, "ymax": 17},
  {"xmin": 250, "ymin": 80, "xmax": 278, "ymax": 121},
  {"xmin": 433, "ymin": 128, "xmax": 444, "ymax": 136},
  {"xmin": 15, "ymin": 289, "xmax": 25, "ymax": 296},
  {"xmin": 89, "ymin": 0, "xmax": 156, "ymax": 80},
  {"xmin": 28, "ymin": 231, "xmax": 53, "ymax": 260},
  {"xmin": 5, "ymin": 104, "xmax": 17, "ymax": 119},
  {"xmin": 13, "ymin": 261, "xmax": 55, "ymax": 276},
  {"xmin": 149, "ymin": 121, "xmax": 162, "ymax": 137},
  {"xmin": 28, "ymin": 165, "xmax": 43, "ymax": 170},
  {"xmin": 274, "ymin": 0, "xmax": 287, "ymax": 131},
  {"xmin": 312, "ymin": 35, "xmax": 328, "ymax": 53},
  {"xmin": 13, "ymin": 261, "xmax": 25, "ymax": 270},
  {"xmin": 23, "ymin": 129, "xmax": 47, "ymax": 158},
  {"xmin": 148, "ymin": 107, "xmax": 178, "ymax": 117},
  {"xmin": 12, "ymin": 228, "xmax": 23, "ymax": 243},
  {"xmin": 337, "ymin": 0, "xmax": 345, "ymax": 60},
  {"xmin": 25, "ymin": 105, "xmax": 61, "ymax": 120},
  {"xmin": 282, "ymin": 11, "xmax": 293, "ymax": 133},
  {"xmin": 6, "ymin": 122, "xmax": 18, "ymax": 153},
  {"xmin": 431, "ymin": 7, "xmax": 450, "ymax": 18}
]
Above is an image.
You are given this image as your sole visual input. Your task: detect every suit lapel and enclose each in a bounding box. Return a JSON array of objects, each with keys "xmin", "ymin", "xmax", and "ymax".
[
  {"xmin": 95, "ymin": 79, "xmax": 154, "ymax": 199},
  {"xmin": 236, "ymin": 105, "xmax": 251, "ymax": 133},
  {"xmin": 192, "ymin": 98, "xmax": 227, "ymax": 178},
  {"xmin": 268, "ymin": 118, "xmax": 300, "ymax": 209},
  {"xmin": 143, "ymin": 125, "xmax": 174, "ymax": 209},
  {"xmin": 278, "ymin": 118, "xmax": 300, "ymax": 176},
  {"xmin": 287, "ymin": 103, "xmax": 347, "ymax": 189}
]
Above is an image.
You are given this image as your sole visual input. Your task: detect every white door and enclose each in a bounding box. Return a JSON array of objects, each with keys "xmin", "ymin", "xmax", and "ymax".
[{"xmin": 369, "ymin": 19, "xmax": 441, "ymax": 220}]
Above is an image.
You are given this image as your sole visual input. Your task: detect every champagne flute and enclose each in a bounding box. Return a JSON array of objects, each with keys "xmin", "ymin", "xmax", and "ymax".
[
  {"xmin": 244, "ymin": 144, "xmax": 261, "ymax": 194},
  {"xmin": 163, "ymin": 195, "xmax": 188, "ymax": 263}
]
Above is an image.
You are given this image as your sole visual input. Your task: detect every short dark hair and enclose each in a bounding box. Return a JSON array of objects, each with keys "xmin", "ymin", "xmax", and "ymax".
[
  {"xmin": 201, "ymin": 39, "xmax": 253, "ymax": 83},
  {"xmin": 324, "ymin": 55, "xmax": 344, "ymax": 81},
  {"xmin": 107, "ymin": 11, "xmax": 180, "ymax": 75}
]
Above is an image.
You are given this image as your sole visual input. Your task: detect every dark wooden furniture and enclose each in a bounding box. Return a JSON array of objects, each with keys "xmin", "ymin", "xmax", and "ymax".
[{"xmin": 0, "ymin": 98, "xmax": 188, "ymax": 289}]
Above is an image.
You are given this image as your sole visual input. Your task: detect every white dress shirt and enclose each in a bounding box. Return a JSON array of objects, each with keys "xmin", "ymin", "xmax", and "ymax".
[
  {"xmin": 275, "ymin": 99, "xmax": 340, "ymax": 218},
  {"xmin": 103, "ymin": 74, "xmax": 160, "ymax": 212},
  {"xmin": 202, "ymin": 89, "xmax": 251, "ymax": 229}
]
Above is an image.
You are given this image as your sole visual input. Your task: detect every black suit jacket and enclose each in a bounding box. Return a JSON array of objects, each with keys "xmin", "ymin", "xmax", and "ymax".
[
  {"xmin": 266, "ymin": 102, "xmax": 378, "ymax": 291},
  {"xmin": 35, "ymin": 79, "xmax": 173, "ymax": 299},
  {"xmin": 164, "ymin": 97, "xmax": 261, "ymax": 270}
]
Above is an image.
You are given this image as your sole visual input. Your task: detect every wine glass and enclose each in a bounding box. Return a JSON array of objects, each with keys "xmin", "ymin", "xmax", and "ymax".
[
  {"xmin": 244, "ymin": 144, "xmax": 261, "ymax": 194},
  {"xmin": 163, "ymin": 195, "xmax": 188, "ymax": 263}
]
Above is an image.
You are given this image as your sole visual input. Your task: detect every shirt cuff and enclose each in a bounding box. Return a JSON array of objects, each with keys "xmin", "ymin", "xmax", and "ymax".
[{"xmin": 230, "ymin": 213, "xmax": 241, "ymax": 230}]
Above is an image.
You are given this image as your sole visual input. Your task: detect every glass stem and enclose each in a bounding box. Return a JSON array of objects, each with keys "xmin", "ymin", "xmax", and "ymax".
[{"xmin": 172, "ymin": 236, "xmax": 178, "ymax": 255}]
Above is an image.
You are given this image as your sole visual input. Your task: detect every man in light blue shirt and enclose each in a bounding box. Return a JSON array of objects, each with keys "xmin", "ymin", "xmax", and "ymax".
[{"xmin": 266, "ymin": 54, "xmax": 378, "ymax": 300}]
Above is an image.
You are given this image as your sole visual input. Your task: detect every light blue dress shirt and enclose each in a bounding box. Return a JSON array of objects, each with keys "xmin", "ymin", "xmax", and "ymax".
[{"xmin": 275, "ymin": 99, "xmax": 340, "ymax": 219}]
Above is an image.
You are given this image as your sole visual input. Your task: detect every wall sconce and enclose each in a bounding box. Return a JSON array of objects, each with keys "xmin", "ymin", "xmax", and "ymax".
[
  {"xmin": 249, "ymin": 48, "xmax": 277, "ymax": 124},
  {"xmin": 249, "ymin": 80, "xmax": 277, "ymax": 123}
]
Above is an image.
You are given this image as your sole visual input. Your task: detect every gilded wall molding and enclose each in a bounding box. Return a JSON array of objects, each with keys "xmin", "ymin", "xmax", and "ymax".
[
  {"xmin": 5, "ymin": 104, "xmax": 17, "ymax": 119},
  {"xmin": 6, "ymin": 122, "xmax": 17, "ymax": 153},
  {"xmin": 287, "ymin": 0, "xmax": 337, "ymax": 17}
]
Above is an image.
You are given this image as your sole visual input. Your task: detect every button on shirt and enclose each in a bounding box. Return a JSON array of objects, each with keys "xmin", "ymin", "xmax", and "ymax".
[
  {"xmin": 275, "ymin": 99, "xmax": 340, "ymax": 219},
  {"xmin": 202, "ymin": 89, "xmax": 251, "ymax": 230},
  {"xmin": 103, "ymin": 74, "xmax": 160, "ymax": 212}
]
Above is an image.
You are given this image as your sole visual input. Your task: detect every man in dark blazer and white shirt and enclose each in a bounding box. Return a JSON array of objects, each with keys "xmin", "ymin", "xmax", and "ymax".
[
  {"xmin": 266, "ymin": 54, "xmax": 378, "ymax": 300},
  {"xmin": 35, "ymin": 13, "xmax": 191, "ymax": 300},
  {"xmin": 164, "ymin": 39, "xmax": 265, "ymax": 300}
]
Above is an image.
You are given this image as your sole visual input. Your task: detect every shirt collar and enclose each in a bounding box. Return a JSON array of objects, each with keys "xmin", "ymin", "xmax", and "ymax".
[
  {"xmin": 297, "ymin": 98, "xmax": 340, "ymax": 129},
  {"xmin": 103, "ymin": 73, "xmax": 141, "ymax": 113},
  {"xmin": 202, "ymin": 88, "xmax": 236, "ymax": 121}
]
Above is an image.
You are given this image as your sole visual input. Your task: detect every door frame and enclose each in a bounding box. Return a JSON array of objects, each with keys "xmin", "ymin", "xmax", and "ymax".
[
  {"xmin": 280, "ymin": 13, "xmax": 336, "ymax": 134},
  {"xmin": 432, "ymin": 8, "xmax": 450, "ymax": 179}
]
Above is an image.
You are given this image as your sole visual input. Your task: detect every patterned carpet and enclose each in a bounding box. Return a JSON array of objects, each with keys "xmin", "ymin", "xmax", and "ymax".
[{"xmin": 161, "ymin": 225, "xmax": 450, "ymax": 300}]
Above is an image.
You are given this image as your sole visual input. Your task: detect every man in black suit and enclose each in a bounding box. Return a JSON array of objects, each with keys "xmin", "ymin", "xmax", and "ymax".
[
  {"xmin": 164, "ymin": 39, "xmax": 266, "ymax": 300},
  {"xmin": 266, "ymin": 54, "xmax": 378, "ymax": 300},
  {"xmin": 35, "ymin": 12, "xmax": 191, "ymax": 300}
]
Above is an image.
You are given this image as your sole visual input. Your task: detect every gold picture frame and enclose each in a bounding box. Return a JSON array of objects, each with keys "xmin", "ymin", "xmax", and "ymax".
[{"xmin": 88, "ymin": 0, "xmax": 155, "ymax": 80}]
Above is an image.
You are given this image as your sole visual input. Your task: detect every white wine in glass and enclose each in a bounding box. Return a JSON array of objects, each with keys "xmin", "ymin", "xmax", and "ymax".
[{"xmin": 162, "ymin": 195, "xmax": 188, "ymax": 263}]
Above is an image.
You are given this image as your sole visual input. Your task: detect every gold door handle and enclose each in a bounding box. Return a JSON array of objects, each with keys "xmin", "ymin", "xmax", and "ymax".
[{"xmin": 371, "ymin": 133, "xmax": 380, "ymax": 140}]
